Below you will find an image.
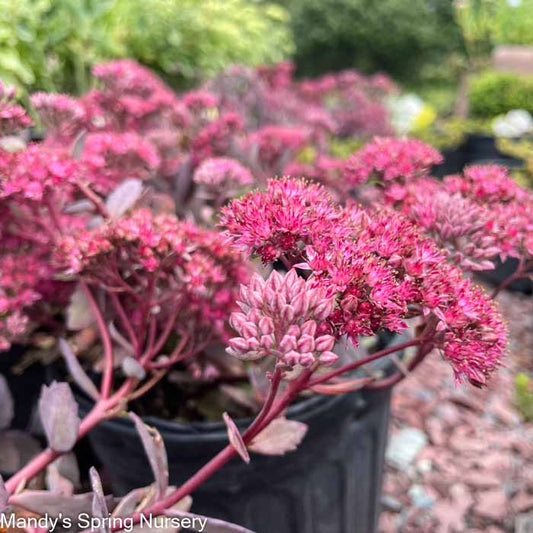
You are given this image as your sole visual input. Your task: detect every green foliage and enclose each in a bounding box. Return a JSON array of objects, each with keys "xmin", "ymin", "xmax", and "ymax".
[
  {"xmin": 494, "ymin": 0, "xmax": 533, "ymax": 45},
  {"xmin": 0, "ymin": 0, "xmax": 293, "ymax": 94},
  {"xmin": 469, "ymin": 71, "xmax": 533, "ymax": 117},
  {"xmin": 0, "ymin": 0, "xmax": 121, "ymax": 94},
  {"xmin": 274, "ymin": 0, "xmax": 464, "ymax": 83},
  {"xmin": 107, "ymin": 0, "xmax": 294, "ymax": 88},
  {"xmin": 515, "ymin": 372, "xmax": 533, "ymax": 422}
]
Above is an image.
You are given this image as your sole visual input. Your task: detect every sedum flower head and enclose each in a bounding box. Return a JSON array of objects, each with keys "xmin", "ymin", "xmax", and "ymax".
[
  {"xmin": 227, "ymin": 269, "xmax": 337, "ymax": 369},
  {"xmin": 193, "ymin": 157, "xmax": 253, "ymax": 191},
  {"xmin": 344, "ymin": 136, "xmax": 442, "ymax": 187},
  {"xmin": 81, "ymin": 132, "xmax": 160, "ymax": 193},
  {"xmin": 220, "ymin": 178, "xmax": 346, "ymax": 263}
]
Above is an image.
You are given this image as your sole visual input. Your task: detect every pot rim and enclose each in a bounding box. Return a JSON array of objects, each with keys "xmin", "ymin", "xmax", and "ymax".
[{"xmin": 78, "ymin": 389, "xmax": 360, "ymax": 444}]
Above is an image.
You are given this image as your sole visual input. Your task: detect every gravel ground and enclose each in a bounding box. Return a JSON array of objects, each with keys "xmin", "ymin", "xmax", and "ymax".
[{"xmin": 378, "ymin": 289, "xmax": 533, "ymax": 532}]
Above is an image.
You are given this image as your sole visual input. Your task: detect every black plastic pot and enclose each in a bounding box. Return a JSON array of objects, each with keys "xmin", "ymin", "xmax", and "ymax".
[
  {"xmin": 0, "ymin": 344, "xmax": 46, "ymax": 431},
  {"xmin": 477, "ymin": 257, "xmax": 533, "ymax": 295},
  {"xmin": 461, "ymin": 133, "xmax": 525, "ymax": 169},
  {"xmin": 432, "ymin": 147, "xmax": 466, "ymax": 178},
  {"xmin": 80, "ymin": 386, "xmax": 391, "ymax": 533}
]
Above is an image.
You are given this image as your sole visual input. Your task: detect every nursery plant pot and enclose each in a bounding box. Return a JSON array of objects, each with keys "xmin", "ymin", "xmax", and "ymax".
[
  {"xmin": 79, "ymin": 387, "xmax": 391, "ymax": 533},
  {"xmin": 0, "ymin": 344, "xmax": 46, "ymax": 431},
  {"xmin": 432, "ymin": 146, "xmax": 466, "ymax": 178},
  {"xmin": 462, "ymin": 133, "xmax": 525, "ymax": 169}
]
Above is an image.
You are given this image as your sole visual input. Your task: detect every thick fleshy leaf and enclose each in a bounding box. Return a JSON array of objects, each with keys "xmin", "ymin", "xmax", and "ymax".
[
  {"xmin": 166, "ymin": 510, "xmax": 257, "ymax": 533},
  {"xmin": 0, "ymin": 475, "xmax": 7, "ymax": 512},
  {"xmin": 111, "ymin": 487, "xmax": 151, "ymax": 517},
  {"xmin": 0, "ymin": 430, "xmax": 41, "ymax": 475},
  {"xmin": 9, "ymin": 491, "xmax": 115, "ymax": 520},
  {"xmin": 66, "ymin": 285, "xmax": 94, "ymax": 330},
  {"xmin": 249, "ymin": 418, "xmax": 308, "ymax": 456},
  {"xmin": 71, "ymin": 130, "xmax": 86, "ymax": 161},
  {"xmin": 46, "ymin": 454, "xmax": 80, "ymax": 496},
  {"xmin": 222, "ymin": 413, "xmax": 249, "ymax": 464},
  {"xmin": 90, "ymin": 467, "xmax": 110, "ymax": 533},
  {"xmin": 59, "ymin": 338, "xmax": 99, "ymax": 401},
  {"xmin": 129, "ymin": 413, "xmax": 168, "ymax": 498},
  {"xmin": 38, "ymin": 382, "xmax": 80, "ymax": 452},
  {"xmin": 106, "ymin": 178, "xmax": 143, "ymax": 219},
  {"xmin": 122, "ymin": 357, "xmax": 146, "ymax": 380},
  {"xmin": 0, "ymin": 375, "xmax": 14, "ymax": 430}
]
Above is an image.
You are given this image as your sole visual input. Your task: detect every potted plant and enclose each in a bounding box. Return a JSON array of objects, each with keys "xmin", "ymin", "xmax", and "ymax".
[
  {"xmin": 0, "ymin": 172, "xmax": 508, "ymax": 532},
  {"xmin": 0, "ymin": 64, "xmax": 519, "ymax": 533},
  {"xmin": 345, "ymin": 136, "xmax": 533, "ymax": 294}
]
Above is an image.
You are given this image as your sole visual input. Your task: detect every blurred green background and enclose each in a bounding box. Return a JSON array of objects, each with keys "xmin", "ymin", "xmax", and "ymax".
[{"xmin": 2, "ymin": 0, "xmax": 533, "ymax": 115}]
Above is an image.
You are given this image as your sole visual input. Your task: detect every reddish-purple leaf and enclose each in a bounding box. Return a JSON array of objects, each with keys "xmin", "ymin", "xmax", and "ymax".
[
  {"xmin": 129, "ymin": 413, "xmax": 168, "ymax": 498},
  {"xmin": 249, "ymin": 418, "xmax": 308, "ymax": 456},
  {"xmin": 38, "ymin": 382, "xmax": 80, "ymax": 452},
  {"xmin": 122, "ymin": 357, "xmax": 146, "ymax": 380},
  {"xmin": 9, "ymin": 490, "xmax": 115, "ymax": 520},
  {"xmin": 223, "ymin": 412, "xmax": 250, "ymax": 464},
  {"xmin": 106, "ymin": 178, "xmax": 143, "ymax": 219},
  {"xmin": 59, "ymin": 338, "xmax": 99, "ymax": 401},
  {"xmin": 0, "ymin": 475, "xmax": 7, "ymax": 512},
  {"xmin": 90, "ymin": 467, "xmax": 110, "ymax": 533},
  {"xmin": 66, "ymin": 285, "xmax": 94, "ymax": 330},
  {"xmin": 0, "ymin": 375, "xmax": 14, "ymax": 430}
]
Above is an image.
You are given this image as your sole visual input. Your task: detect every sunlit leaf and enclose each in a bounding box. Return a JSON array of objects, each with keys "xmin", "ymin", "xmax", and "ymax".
[
  {"xmin": 129, "ymin": 413, "xmax": 168, "ymax": 498},
  {"xmin": 222, "ymin": 412, "xmax": 249, "ymax": 464},
  {"xmin": 249, "ymin": 418, "xmax": 307, "ymax": 456},
  {"xmin": 38, "ymin": 382, "xmax": 80, "ymax": 452}
]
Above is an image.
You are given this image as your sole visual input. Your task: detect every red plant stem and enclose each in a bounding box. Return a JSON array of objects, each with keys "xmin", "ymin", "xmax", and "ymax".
[
  {"xmin": 366, "ymin": 341, "xmax": 435, "ymax": 389},
  {"xmin": 81, "ymin": 282, "xmax": 114, "ymax": 399},
  {"xmin": 5, "ymin": 379, "xmax": 135, "ymax": 495},
  {"xmin": 306, "ymin": 337, "xmax": 423, "ymax": 388},
  {"xmin": 241, "ymin": 366, "xmax": 282, "ymax": 440},
  {"xmin": 110, "ymin": 292, "xmax": 139, "ymax": 353},
  {"xmin": 76, "ymin": 182, "xmax": 109, "ymax": 219},
  {"xmin": 115, "ymin": 368, "xmax": 313, "ymax": 530}
]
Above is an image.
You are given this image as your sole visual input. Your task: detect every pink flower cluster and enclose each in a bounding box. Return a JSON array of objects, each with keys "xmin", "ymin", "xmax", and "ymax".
[
  {"xmin": 227, "ymin": 269, "xmax": 337, "ymax": 368},
  {"xmin": 80, "ymin": 132, "xmax": 160, "ymax": 193},
  {"xmin": 0, "ymin": 144, "xmax": 78, "ymax": 202},
  {"xmin": 193, "ymin": 157, "xmax": 253, "ymax": 191},
  {"xmin": 406, "ymin": 188, "xmax": 501, "ymax": 271},
  {"xmin": 56, "ymin": 209, "xmax": 248, "ymax": 338},
  {"xmin": 220, "ymin": 178, "xmax": 345, "ymax": 263},
  {"xmin": 344, "ymin": 137, "xmax": 443, "ymax": 188},
  {"xmin": 31, "ymin": 92, "xmax": 86, "ymax": 145},
  {"xmin": 222, "ymin": 178, "xmax": 507, "ymax": 384},
  {"xmin": 0, "ymin": 252, "xmax": 53, "ymax": 349},
  {"xmin": 246, "ymin": 126, "xmax": 310, "ymax": 175},
  {"xmin": 0, "ymin": 81, "xmax": 31, "ymax": 136}
]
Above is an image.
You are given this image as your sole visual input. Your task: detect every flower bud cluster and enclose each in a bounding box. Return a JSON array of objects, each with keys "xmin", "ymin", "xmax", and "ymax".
[{"xmin": 227, "ymin": 269, "xmax": 337, "ymax": 369}]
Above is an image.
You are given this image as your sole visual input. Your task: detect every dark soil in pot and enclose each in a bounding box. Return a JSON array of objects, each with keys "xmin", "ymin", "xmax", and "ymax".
[
  {"xmin": 0, "ymin": 344, "xmax": 46, "ymax": 431},
  {"xmin": 79, "ymin": 387, "xmax": 391, "ymax": 533}
]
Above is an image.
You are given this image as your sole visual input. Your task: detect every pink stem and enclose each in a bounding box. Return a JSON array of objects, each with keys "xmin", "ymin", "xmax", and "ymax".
[
  {"xmin": 115, "ymin": 368, "xmax": 312, "ymax": 530},
  {"xmin": 81, "ymin": 283, "xmax": 114, "ymax": 399},
  {"xmin": 307, "ymin": 337, "xmax": 423, "ymax": 388},
  {"xmin": 5, "ymin": 380, "xmax": 135, "ymax": 494},
  {"xmin": 110, "ymin": 293, "xmax": 139, "ymax": 353},
  {"xmin": 365, "ymin": 341, "xmax": 435, "ymax": 389}
]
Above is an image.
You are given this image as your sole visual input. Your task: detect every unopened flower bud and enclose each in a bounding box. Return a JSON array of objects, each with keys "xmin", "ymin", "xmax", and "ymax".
[
  {"xmin": 297, "ymin": 334, "xmax": 315, "ymax": 353},
  {"xmin": 319, "ymin": 351, "xmax": 338, "ymax": 366},
  {"xmin": 279, "ymin": 334, "xmax": 297, "ymax": 353},
  {"xmin": 315, "ymin": 335, "xmax": 335, "ymax": 352}
]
